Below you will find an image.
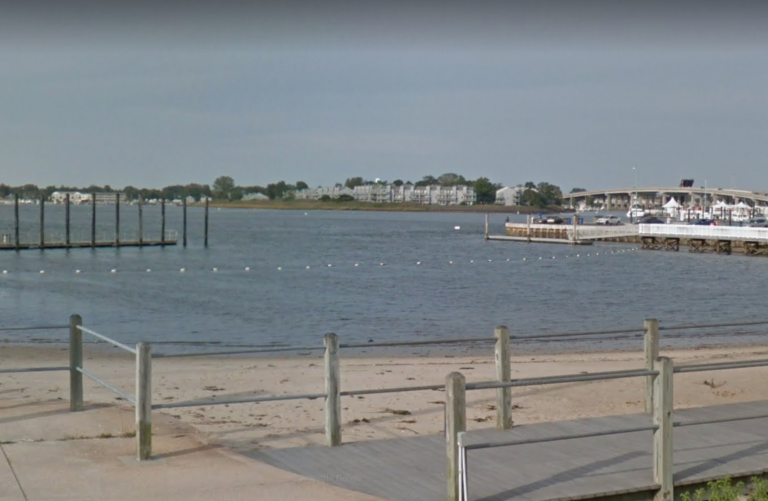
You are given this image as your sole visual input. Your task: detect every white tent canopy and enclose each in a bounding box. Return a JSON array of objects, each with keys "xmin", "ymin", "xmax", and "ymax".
[{"xmin": 663, "ymin": 197, "xmax": 680, "ymax": 209}]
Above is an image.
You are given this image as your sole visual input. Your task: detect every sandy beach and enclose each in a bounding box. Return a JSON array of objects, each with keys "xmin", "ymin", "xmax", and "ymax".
[{"xmin": 2, "ymin": 344, "xmax": 768, "ymax": 453}]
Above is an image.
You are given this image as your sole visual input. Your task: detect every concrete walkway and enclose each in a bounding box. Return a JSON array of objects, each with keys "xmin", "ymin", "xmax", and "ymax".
[{"xmin": 0, "ymin": 397, "xmax": 383, "ymax": 501}]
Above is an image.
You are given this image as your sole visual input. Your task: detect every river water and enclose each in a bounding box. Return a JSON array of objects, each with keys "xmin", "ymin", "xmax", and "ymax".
[{"xmin": 1, "ymin": 204, "xmax": 767, "ymax": 354}]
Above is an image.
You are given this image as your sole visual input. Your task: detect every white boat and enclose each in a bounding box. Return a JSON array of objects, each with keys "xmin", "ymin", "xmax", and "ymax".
[{"xmin": 626, "ymin": 203, "xmax": 645, "ymax": 219}]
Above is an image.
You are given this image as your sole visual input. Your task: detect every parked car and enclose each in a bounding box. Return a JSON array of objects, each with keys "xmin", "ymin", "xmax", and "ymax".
[
  {"xmin": 748, "ymin": 215, "xmax": 768, "ymax": 227},
  {"xmin": 544, "ymin": 216, "xmax": 564, "ymax": 224},
  {"xmin": 691, "ymin": 219, "xmax": 716, "ymax": 226},
  {"xmin": 595, "ymin": 215, "xmax": 622, "ymax": 225},
  {"xmin": 637, "ymin": 216, "xmax": 665, "ymax": 224}
]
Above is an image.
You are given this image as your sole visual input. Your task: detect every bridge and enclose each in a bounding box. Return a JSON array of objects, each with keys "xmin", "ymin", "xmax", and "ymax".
[{"xmin": 562, "ymin": 186, "xmax": 768, "ymax": 209}]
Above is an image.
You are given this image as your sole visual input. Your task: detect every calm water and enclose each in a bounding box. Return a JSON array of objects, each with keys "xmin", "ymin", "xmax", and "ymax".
[{"xmin": 1, "ymin": 204, "xmax": 768, "ymax": 354}]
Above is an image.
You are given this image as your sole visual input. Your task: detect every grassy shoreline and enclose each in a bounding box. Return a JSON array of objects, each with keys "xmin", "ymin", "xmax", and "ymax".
[{"xmin": 205, "ymin": 199, "xmax": 561, "ymax": 213}]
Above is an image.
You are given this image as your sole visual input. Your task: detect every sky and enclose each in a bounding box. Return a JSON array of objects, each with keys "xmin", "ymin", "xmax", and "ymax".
[{"xmin": 1, "ymin": 1, "xmax": 767, "ymax": 193}]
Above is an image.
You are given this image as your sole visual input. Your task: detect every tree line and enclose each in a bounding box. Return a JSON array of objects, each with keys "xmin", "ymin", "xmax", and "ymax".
[{"xmin": 1, "ymin": 174, "xmax": 568, "ymax": 206}]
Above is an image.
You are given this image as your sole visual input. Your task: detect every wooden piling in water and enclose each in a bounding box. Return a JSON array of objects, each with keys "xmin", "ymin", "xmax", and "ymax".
[
  {"xmin": 65, "ymin": 193, "xmax": 71, "ymax": 246},
  {"xmin": 183, "ymin": 198, "xmax": 187, "ymax": 247},
  {"xmin": 204, "ymin": 197, "xmax": 209, "ymax": 247},
  {"xmin": 115, "ymin": 193, "xmax": 120, "ymax": 246},
  {"xmin": 161, "ymin": 197, "xmax": 166, "ymax": 243},
  {"xmin": 14, "ymin": 193, "xmax": 19, "ymax": 250},
  {"xmin": 39, "ymin": 194, "xmax": 45, "ymax": 248},
  {"xmin": 91, "ymin": 193, "xmax": 96, "ymax": 248},
  {"xmin": 138, "ymin": 196, "xmax": 144, "ymax": 245},
  {"xmin": 485, "ymin": 213, "xmax": 489, "ymax": 240}
]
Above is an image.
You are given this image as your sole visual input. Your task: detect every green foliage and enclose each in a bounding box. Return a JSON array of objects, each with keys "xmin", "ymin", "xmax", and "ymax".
[
  {"xmin": 213, "ymin": 175, "xmax": 235, "ymax": 200},
  {"xmin": 296, "ymin": 181, "xmax": 309, "ymax": 190},
  {"xmin": 344, "ymin": 177, "xmax": 365, "ymax": 189},
  {"xmin": 570, "ymin": 187, "xmax": 587, "ymax": 193},
  {"xmin": 680, "ymin": 477, "xmax": 768, "ymax": 501},
  {"xmin": 473, "ymin": 177, "xmax": 496, "ymax": 204}
]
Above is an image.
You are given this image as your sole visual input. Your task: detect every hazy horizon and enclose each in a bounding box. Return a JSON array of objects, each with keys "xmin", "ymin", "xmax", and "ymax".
[{"xmin": 2, "ymin": 1, "xmax": 767, "ymax": 193}]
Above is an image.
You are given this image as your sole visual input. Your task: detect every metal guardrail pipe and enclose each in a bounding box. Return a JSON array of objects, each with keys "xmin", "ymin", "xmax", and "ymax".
[
  {"xmin": 152, "ymin": 392, "xmax": 327, "ymax": 410},
  {"xmin": 77, "ymin": 325, "xmax": 138, "ymax": 354},
  {"xmin": 467, "ymin": 369, "xmax": 657, "ymax": 390},
  {"xmin": 511, "ymin": 328, "xmax": 643, "ymax": 340},
  {"xmin": 152, "ymin": 345, "xmax": 326, "ymax": 358},
  {"xmin": 0, "ymin": 366, "xmax": 68, "ymax": 374},
  {"xmin": 0, "ymin": 325, "xmax": 69, "ymax": 332},
  {"xmin": 340, "ymin": 384, "xmax": 444, "ymax": 397},
  {"xmin": 340, "ymin": 337, "xmax": 496, "ymax": 349},
  {"xmin": 674, "ymin": 358, "xmax": 768, "ymax": 373},
  {"xmin": 660, "ymin": 319, "xmax": 768, "ymax": 331},
  {"xmin": 461, "ymin": 424, "xmax": 659, "ymax": 451},
  {"xmin": 76, "ymin": 367, "xmax": 136, "ymax": 404}
]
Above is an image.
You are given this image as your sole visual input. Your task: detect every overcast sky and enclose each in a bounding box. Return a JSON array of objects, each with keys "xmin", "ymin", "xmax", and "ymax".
[{"xmin": 1, "ymin": 1, "xmax": 767, "ymax": 192}]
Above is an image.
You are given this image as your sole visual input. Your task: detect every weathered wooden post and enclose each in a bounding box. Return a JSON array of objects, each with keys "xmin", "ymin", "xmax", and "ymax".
[
  {"xmin": 14, "ymin": 193, "xmax": 19, "ymax": 250},
  {"xmin": 204, "ymin": 197, "xmax": 209, "ymax": 247},
  {"xmin": 484, "ymin": 213, "xmax": 489, "ymax": 240},
  {"xmin": 136, "ymin": 342, "xmax": 152, "ymax": 461},
  {"xmin": 653, "ymin": 356, "xmax": 673, "ymax": 501},
  {"xmin": 65, "ymin": 193, "xmax": 71, "ymax": 246},
  {"xmin": 39, "ymin": 194, "xmax": 45, "ymax": 248},
  {"xmin": 115, "ymin": 193, "xmax": 120, "ymax": 246},
  {"xmin": 644, "ymin": 318, "xmax": 660, "ymax": 413},
  {"xmin": 160, "ymin": 197, "xmax": 166, "ymax": 243},
  {"xmin": 69, "ymin": 314, "xmax": 83, "ymax": 412},
  {"xmin": 182, "ymin": 198, "xmax": 187, "ymax": 247},
  {"xmin": 91, "ymin": 193, "xmax": 96, "ymax": 248},
  {"xmin": 138, "ymin": 195, "xmax": 144, "ymax": 245},
  {"xmin": 446, "ymin": 372, "xmax": 466, "ymax": 501},
  {"xmin": 494, "ymin": 325, "xmax": 512, "ymax": 429},
  {"xmin": 324, "ymin": 333, "xmax": 341, "ymax": 446}
]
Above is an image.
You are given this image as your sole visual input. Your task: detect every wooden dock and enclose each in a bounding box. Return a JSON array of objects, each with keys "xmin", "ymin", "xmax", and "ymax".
[
  {"xmin": 251, "ymin": 400, "xmax": 768, "ymax": 501},
  {"xmin": 0, "ymin": 240, "xmax": 177, "ymax": 251}
]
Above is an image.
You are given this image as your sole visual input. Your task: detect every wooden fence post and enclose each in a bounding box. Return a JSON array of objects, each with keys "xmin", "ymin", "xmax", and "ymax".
[
  {"xmin": 324, "ymin": 333, "xmax": 341, "ymax": 446},
  {"xmin": 644, "ymin": 318, "xmax": 659, "ymax": 413},
  {"xmin": 653, "ymin": 356, "xmax": 673, "ymax": 501},
  {"xmin": 69, "ymin": 314, "xmax": 83, "ymax": 412},
  {"xmin": 446, "ymin": 372, "xmax": 466, "ymax": 501},
  {"xmin": 136, "ymin": 342, "xmax": 152, "ymax": 461},
  {"xmin": 494, "ymin": 325, "xmax": 512, "ymax": 429}
]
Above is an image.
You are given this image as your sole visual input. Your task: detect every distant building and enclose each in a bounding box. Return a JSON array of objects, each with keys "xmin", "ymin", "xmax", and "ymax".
[
  {"xmin": 495, "ymin": 186, "xmax": 526, "ymax": 206},
  {"xmin": 50, "ymin": 191, "xmax": 92, "ymax": 204},
  {"xmin": 242, "ymin": 192, "xmax": 269, "ymax": 201}
]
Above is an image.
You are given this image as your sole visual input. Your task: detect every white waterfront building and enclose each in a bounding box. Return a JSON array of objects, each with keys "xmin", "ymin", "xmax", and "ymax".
[{"xmin": 495, "ymin": 186, "xmax": 526, "ymax": 206}]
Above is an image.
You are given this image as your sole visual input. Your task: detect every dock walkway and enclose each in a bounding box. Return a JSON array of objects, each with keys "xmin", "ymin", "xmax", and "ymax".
[{"xmin": 252, "ymin": 400, "xmax": 768, "ymax": 501}]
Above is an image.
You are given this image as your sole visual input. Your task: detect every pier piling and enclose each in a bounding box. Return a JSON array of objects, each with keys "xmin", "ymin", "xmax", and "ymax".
[
  {"xmin": 182, "ymin": 198, "xmax": 187, "ymax": 247},
  {"xmin": 204, "ymin": 197, "xmax": 209, "ymax": 247},
  {"xmin": 14, "ymin": 194, "xmax": 19, "ymax": 250},
  {"xmin": 161, "ymin": 197, "xmax": 166, "ymax": 244},
  {"xmin": 39, "ymin": 194, "xmax": 45, "ymax": 248},
  {"xmin": 446, "ymin": 372, "xmax": 466, "ymax": 501},
  {"xmin": 65, "ymin": 193, "xmax": 70, "ymax": 246},
  {"xmin": 115, "ymin": 193, "xmax": 120, "ymax": 246},
  {"xmin": 91, "ymin": 193, "xmax": 96, "ymax": 248},
  {"xmin": 138, "ymin": 196, "xmax": 144, "ymax": 245}
]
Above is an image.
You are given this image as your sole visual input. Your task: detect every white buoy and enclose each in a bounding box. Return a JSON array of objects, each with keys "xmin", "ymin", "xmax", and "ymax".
[
  {"xmin": 244, "ymin": 267, "xmax": 250, "ymax": 271},
  {"xmin": 454, "ymin": 226, "xmax": 461, "ymax": 230},
  {"xmin": 416, "ymin": 261, "xmax": 421, "ymax": 265},
  {"xmin": 75, "ymin": 270, "xmax": 81, "ymax": 274},
  {"xmin": 327, "ymin": 264, "xmax": 333, "ymax": 267},
  {"xmin": 354, "ymin": 263, "xmax": 359, "ymax": 267},
  {"xmin": 111, "ymin": 269, "xmax": 117, "ymax": 274},
  {"xmin": 180, "ymin": 268, "xmax": 186, "ymax": 273},
  {"xmin": 1, "ymin": 270, "xmax": 7, "ymax": 275},
  {"xmin": 488, "ymin": 259, "xmax": 492, "ymax": 262},
  {"xmin": 552, "ymin": 256, "xmax": 555, "ymax": 259},
  {"xmin": 39, "ymin": 270, "xmax": 45, "ymax": 274},
  {"xmin": 449, "ymin": 261, "xmax": 453, "ymax": 265},
  {"xmin": 470, "ymin": 260, "xmax": 474, "ymax": 263},
  {"xmin": 506, "ymin": 258, "xmax": 510, "ymax": 261},
  {"xmin": 523, "ymin": 258, "xmax": 526, "ymax": 261},
  {"xmin": 146, "ymin": 269, "xmax": 152, "ymax": 273},
  {"xmin": 277, "ymin": 266, "xmax": 282, "ymax": 271},
  {"xmin": 306, "ymin": 265, "xmax": 311, "ymax": 270},
  {"xmin": 212, "ymin": 267, "xmax": 218, "ymax": 272},
  {"xmin": 379, "ymin": 263, "xmax": 385, "ymax": 266},
  {"xmin": 576, "ymin": 254, "xmax": 580, "ymax": 257},
  {"xmin": 304, "ymin": 212, "xmax": 308, "ymax": 216},
  {"xmin": 539, "ymin": 257, "xmax": 542, "ymax": 260}
]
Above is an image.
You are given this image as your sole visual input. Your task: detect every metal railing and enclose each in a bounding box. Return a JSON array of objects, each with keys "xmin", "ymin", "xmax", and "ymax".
[{"xmin": 639, "ymin": 223, "xmax": 768, "ymax": 242}]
